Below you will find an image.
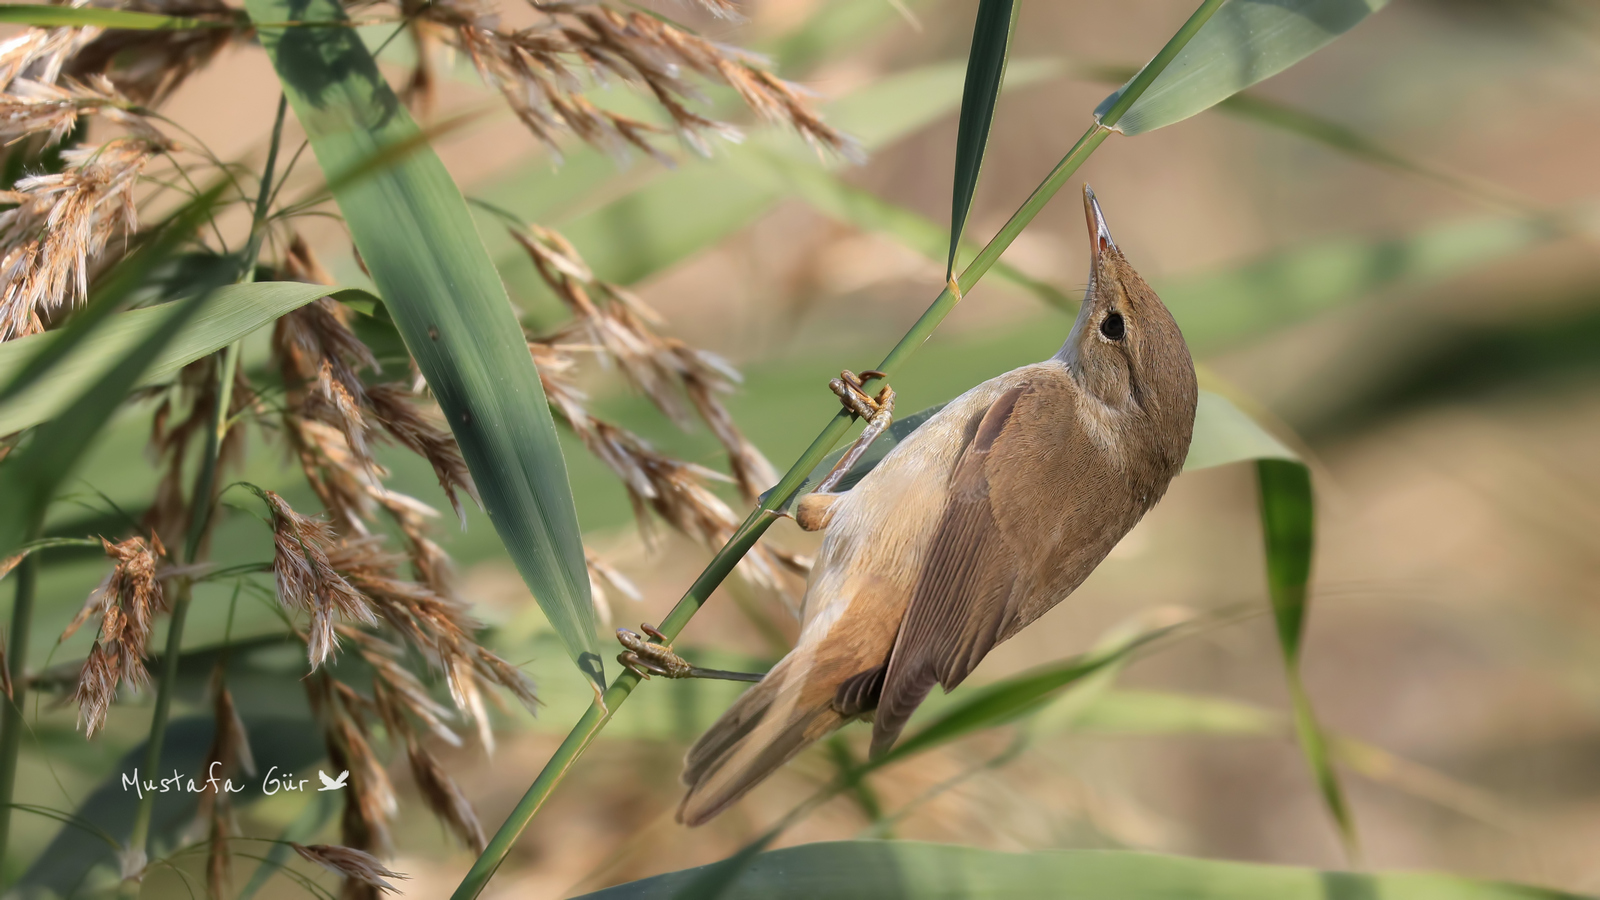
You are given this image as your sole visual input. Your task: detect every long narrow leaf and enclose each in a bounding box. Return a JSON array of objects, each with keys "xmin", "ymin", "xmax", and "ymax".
[
  {"xmin": 1255, "ymin": 458, "xmax": 1355, "ymax": 848},
  {"xmin": 1096, "ymin": 0, "xmax": 1389, "ymax": 136},
  {"xmin": 0, "ymin": 282, "xmax": 367, "ymax": 436},
  {"xmin": 247, "ymin": 0, "xmax": 601, "ymax": 686},
  {"xmin": 946, "ymin": 0, "xmax": 1020, "ymax": 279},
  {"xmin": 0, "ymin": 5, "xmax": 231, "ymax": 28},
  {"xmin": 0, "ymin": 189, "xmax": 227, "ymax": 407},
  {"xmin": 0, "ymin": 285, "xmax": 216, "ymax": 559},
  {"xmin": 577, "ymin": 841, "xmax": 1584, "ymax": 900}
]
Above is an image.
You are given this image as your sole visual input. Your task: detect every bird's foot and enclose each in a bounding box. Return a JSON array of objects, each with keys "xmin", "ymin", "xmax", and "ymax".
[
  {"xmin": 617, "ymin": 624, "xmax": 693, "ymax": 680},
  {"xmin": 829, "ymin": 370, "xmax": 894, "ymax": 422},
  {"xmin": 616, "ymin": 624, "xmax": 766, "ymax": 683},
  {"xmin": 815, "ymin": 370, "xmax": 896, "ymax": 495}
]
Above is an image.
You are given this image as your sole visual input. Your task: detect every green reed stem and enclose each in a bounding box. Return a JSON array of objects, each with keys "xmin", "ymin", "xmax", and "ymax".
[
  {"xmin": 0, "ymin": 542, "xmax": 39, "ymax": 879},
  {"xmin": 451, "ymin": 4, "xmax": 1225, "ymax": 897},
  {"xmin": 118, "ymin": 93, "xmax": 287, "ymax": 898}
]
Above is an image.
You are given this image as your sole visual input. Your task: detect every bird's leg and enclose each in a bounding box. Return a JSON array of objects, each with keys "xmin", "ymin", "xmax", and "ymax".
[
  {"xmin": 616, "ymin": 624, "xmax": 765, "ymax": 683},
  {"xmin": 813, "ymin": 369, "xmax": 896, "ymax": 496}
]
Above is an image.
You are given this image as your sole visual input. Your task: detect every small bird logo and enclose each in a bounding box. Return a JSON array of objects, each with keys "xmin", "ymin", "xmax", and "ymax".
[{"xmin": 317, "ymin": 769, "xmax": 349, "ymax": 791}]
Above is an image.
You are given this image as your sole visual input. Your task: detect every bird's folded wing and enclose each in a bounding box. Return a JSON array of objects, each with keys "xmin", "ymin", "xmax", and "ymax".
[{"xmin": 871, "ymin": 385, "xmax": 1032, "ymax": 756}]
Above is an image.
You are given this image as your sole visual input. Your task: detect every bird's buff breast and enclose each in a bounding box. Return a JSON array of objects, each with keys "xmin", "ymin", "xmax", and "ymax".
[{"xmin": 796, "ymin": 364, "xmax": 1062, "ymax": 640}]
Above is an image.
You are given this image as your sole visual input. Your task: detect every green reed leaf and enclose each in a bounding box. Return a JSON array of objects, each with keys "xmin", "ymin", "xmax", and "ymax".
[
  {"xmin": 0, "ymin": 286, "xmax": 215, "ymax": 560},
  {"xmin": 576, "ymin": 841, "xmax": 1584, "ymax": 900},
  {"xmin": 247, "ymin": 0, "xmax": 601, "ymax": 687},
  {"xmin": 947, "ymin": 0, "xmax": 1020, "ymax": 279},
  {"xmin": 1096, "ymin": 0, "xmax": 1389, "ymax": 136},
  {"xmin": 0, "ymin": 282, "xmax": 365, "ymax": 437},
  {"xmin": 0, "ymin": 4, "xmax": 231, "ymax": 28}
]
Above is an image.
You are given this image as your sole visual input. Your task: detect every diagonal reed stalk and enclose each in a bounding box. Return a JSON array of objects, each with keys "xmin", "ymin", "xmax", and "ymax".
[
  {"xmin": 450, "ymin": 3, "xmax": 1228, "ymax": 897},
  {"xmin": 117, "ymin": 94, "xmax": 289, "ymax": 897}
]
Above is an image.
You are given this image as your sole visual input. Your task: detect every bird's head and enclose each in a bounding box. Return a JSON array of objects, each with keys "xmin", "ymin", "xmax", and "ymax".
[{"xmin": 1056, "ymin": 185, "xmax": 1197, "ymax": 451}]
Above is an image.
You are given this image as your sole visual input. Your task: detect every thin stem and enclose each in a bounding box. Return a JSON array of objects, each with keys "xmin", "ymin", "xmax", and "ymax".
[
  {"xmin": 452, "ymin": 3, "xmax": 1227, "ymax": 896},
  {"xmin": 118, "ymin": 92, "xmax": 289, "ymax": 898},
  {"xmin": 0, "ymin": 543, "xmax": 39, "ymax": 876}
]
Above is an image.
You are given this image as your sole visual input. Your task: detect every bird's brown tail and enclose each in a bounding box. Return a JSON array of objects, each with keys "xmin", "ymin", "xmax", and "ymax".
[{"xmin": 678, "ymin": 655, "xmax": 846, "ymax": 827}]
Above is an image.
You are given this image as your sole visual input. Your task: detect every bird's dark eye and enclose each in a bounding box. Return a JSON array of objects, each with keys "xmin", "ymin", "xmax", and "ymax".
[{"xmin": 1100, "ymin": 312, "xmax": 1125, "ymax": 341}]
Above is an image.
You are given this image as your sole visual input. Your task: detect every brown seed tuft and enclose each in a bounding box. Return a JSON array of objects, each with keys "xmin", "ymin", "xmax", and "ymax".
[
  {"xmin": 0, "ymin": 137, "xmax": 169, "ymax": 341},
  {"xmin": 291, "ymin": 843, "xmax": 408, "ymax": 895},
  {"xmin": 264, "ymin": 491, "xmax": 375, "ymax": 668},
  {"xmin": 405, "ymin": 740, "xmax": 486, "ymax": 852},
  {"xmin": 69, "ymin": 534, "xmax": 167, "ymax": 736}
]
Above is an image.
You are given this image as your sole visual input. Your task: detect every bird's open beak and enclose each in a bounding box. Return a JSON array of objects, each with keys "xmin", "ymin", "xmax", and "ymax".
[{"xmin": 1083, "ymin": 184, "xmax": 1117, "ymax": 266}]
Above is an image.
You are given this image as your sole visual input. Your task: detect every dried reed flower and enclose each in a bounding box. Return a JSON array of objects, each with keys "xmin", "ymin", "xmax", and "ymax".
[
  {"xmin": 63, "ymin": 0, "xmax": 239, "ymax": 106},
  {"xmin": 69, "ymin": 534, "xmax": 167, "ymax": 736},
  {"xmin": 307, "ymin": 674, "xmax": 399, "ymax": 863},
  {"xmin": 264, "ymin": 491, "xmax": 376, "ymax": 667},
  {"xmin": 0, "ymin": 26, "xmax": 102, "ymax": 91},
  {"xmin": 365, "ymin": 383, "xmax": 479, "ymax": 526},
  {"xmin": 143, "ymin": 354, "xmax": 253, "ymax": 550},
  {"xmin": 0, "ymin": 137, "xmax": 169, "ymax": 340},
  {"xmin": 326, "ymin": 536, "xmax": 537, "ymax": 751},
  {"xmin": 516, "ymin": 223, "xmax": 777, "ymax": 500},
  {"xmin": 404, "ymin": 739, "xmax": 486, "ymax": 852},
  {"xmin": 197, "ymin": 664, "xmax": 255, "ymax": 900},
  {"xmin": 291, "ymin": 843, "xmax": 408, "ymax": 895},
  {"xmin": 547, "ymin": 372, "xmax": 796, "ymax": 597},
  {"xmin": 689, "ymin": 0, "xmax": 743, "ymax": 19},
  {"xmin": 415, "ymin": 0, "xmax": 850, "ymax": 160},
  {"xmin": 0, "ymin": 551, "xmax": 24, "ymax": 582},
  {"xmin": 585, "ymin": 548, "xmax": 640, "ymax": 628},
  {"xmin": 0, "ymin": 76, "xmax": 160, "ymax": 146}
]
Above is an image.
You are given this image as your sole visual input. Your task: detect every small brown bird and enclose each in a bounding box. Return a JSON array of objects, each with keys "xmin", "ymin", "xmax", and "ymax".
[{"xmin": 668, "ymin": 185, "xmax": 1198, "ymax": 826}]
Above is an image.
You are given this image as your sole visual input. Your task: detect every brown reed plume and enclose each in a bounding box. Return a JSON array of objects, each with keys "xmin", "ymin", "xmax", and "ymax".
[
  {"xmin": 195, "ymin": 663, "xmax": 256, "ymax": 900},
  {"xmin": 63, "ymin": 534, "xmax": 168, "ymax": 737},
  {"xmin": 533, "ymin": 328, "xmax": 809, "ymax": 606},
  {"xmin": 0, "ymin": 135, "xmax": 173, "ymax": 340},
  {"xmin": 307, "ymin": 672, "xmax": 400, "ymax": 874},
  {"xmin": 406, "ymin": 0, "xmax": 852, "ymax": 160},
  {"xmin": 292, "ymin": 841, "xmax": 409, "ymax": 896},
  {"xmin": 264, "ymin": 490, "xmax": 377, "ymax": 668},
  {"xmin": 63, "ymin": 0, "xmax": 242, "ymax": 105},
  {"xmin": 514, "ymin": 223, "xmax": 778, "ymax": 502}
]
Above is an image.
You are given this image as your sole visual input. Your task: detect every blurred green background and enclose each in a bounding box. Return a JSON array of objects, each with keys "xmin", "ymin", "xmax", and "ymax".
[{"xmin": 9, "ymin": 0, "xmax": 1600, "ymax": 896}]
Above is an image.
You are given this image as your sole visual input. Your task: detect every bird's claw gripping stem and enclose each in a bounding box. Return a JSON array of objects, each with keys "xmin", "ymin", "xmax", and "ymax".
[
  {"xmin": 816, "ymin": 370, "xmax": 895, "ymax": 495},
  {"xmin": 617, "ymin": 624, "xmax": 693, "ymax": 680},
  {"xmin": 616, "ymin": 624, "xmax": 766, "ymax": 683}
]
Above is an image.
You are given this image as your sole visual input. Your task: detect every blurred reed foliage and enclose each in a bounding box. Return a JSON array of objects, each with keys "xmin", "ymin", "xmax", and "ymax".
[{"xmin": 0, "ymin": 0, "xmax": 1591, "ymax": 899}]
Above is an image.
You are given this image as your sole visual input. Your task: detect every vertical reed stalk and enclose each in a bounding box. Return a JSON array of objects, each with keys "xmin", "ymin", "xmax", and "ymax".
[
  {"xmin": 118, "ymin": 94, "xmax": 288, "ymax": 897},
  {"xmin": 451, "ymin": 3, "xmax": 1227, "ymax": 896},
  {"xmin": 0, "ymin": 545, "xmax": 38, "ymax": 875}
]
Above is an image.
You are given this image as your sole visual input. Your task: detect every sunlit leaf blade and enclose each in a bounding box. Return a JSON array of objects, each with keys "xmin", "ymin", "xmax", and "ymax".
[
  {"xmin": 247, "ymin": 0, "xmax": 602, "ymax": 686},
  {"xmin": 869, "ymin": 619, "xmax": 1183, "ymax": 769},
  {"xmin": 576, "ymin": 841, "xmax": 1584, "ymax": 900},
  {"xmin": 947, "ymin": 0, "xmax": 1019, "ymax": 279},
  {"xmin": 0, "ymin": 282, "xmax": 366, "ymax": 436},
  {"xmin": 1095, "ymin": 0, "xmax": 1389, "ymax": 136},
  {"xmin": 0, "ymin": 4, "xmax": 229, "ymax": 28},
  {"xmin": 1256, "ymin": 457, "xmax": 1355, "ymax": 851},
  {"xmin": 0, "ymin": 286, "xmax": 215, "ymax": 559}
]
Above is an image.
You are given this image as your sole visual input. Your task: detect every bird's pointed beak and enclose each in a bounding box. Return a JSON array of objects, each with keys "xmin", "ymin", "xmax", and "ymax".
[{"xmin": 1083, "ymin": 184, "xmax": 1117, "ymax": 265}]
